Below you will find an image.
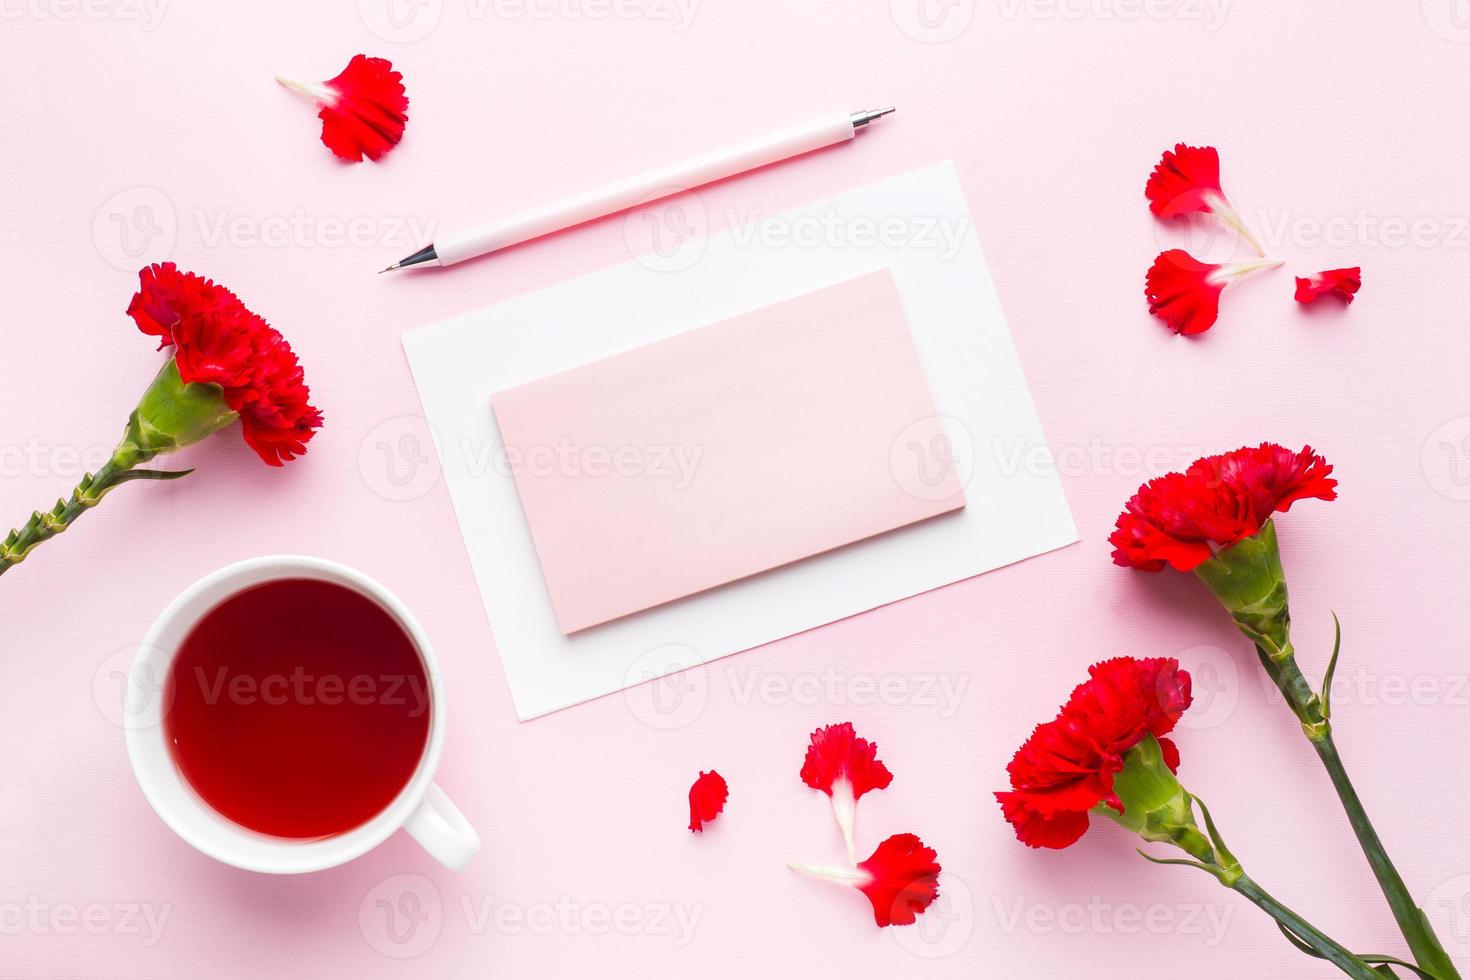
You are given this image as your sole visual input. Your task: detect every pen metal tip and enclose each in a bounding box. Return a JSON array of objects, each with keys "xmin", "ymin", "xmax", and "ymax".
[
  {"xmin": 378, "ymin": 263, "xmax": 398, "ymax": 274},
  {"xmin": 851, "ymin": 106, "xmax": 897, "ymax": 129}
]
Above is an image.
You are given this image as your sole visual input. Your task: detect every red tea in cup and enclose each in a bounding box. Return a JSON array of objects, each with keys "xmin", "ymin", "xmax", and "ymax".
[{"xmin": 164, "ymin": 578, "xmax": 432, "ymax": 839}]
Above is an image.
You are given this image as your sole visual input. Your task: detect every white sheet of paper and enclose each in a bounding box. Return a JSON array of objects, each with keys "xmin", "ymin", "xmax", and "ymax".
[{"xmin": 402, "ymin": 160, "xmax": 1078, "ymax": 720}]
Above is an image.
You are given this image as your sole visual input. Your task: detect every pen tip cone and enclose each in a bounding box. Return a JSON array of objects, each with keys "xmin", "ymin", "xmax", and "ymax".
[{"xmin": 378, "ymin": 264, "xmax": 397, "ymax": 274}]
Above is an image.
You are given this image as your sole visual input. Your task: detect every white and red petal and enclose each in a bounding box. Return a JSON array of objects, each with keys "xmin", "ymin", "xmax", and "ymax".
[
  {"xmin": 688, "ymin": 770, "xmax": 728, "ymax": 833},
  {"xmin": 1145, "ymin": 249, "xmax": 1282, "ymax": 336},
  {"xmin": 278, "ymin": 55, "xmax": 408, "ymax": 163},
  {"xmin": 801, "ymin": 723, "xmax": 894, "ymax": 861},
  {"xmin": 790, "ymin": 834, "xmax": 941, "ymax": 928},
  {"xmin": 1294, "ymin": 267, "xmax": 1361, "ymax": 305},
  {"xmin": 1146, "ymin": 143, "xmax": 1264, "ymax": 256}
]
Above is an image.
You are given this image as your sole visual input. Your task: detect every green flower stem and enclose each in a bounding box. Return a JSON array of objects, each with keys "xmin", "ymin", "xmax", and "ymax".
[
  {"xmin": 1110, "ymin": 740, "xmax": 1382, "ymax": 977},
  {"xmin": 1, "ymin": 359, "xmax": 233, "ymax": 579},
  {"xmin": 0, "ymin": 448, "xmax": 139, "ymax": 577},
  {"xmin": 1230, "ymin": 873, "xmax": 1384, "ymax": 980},
  {"xmin": 1309, "ymin": 717, "xmax": 1460, "ymax": 980},
  {"xmin": 1197, "ymin": 522, "xmax": 1460, "ymax": 979},
  {"xmin": 1259, "ymin": 644, "xmax": 1457, "ymax": 979}
]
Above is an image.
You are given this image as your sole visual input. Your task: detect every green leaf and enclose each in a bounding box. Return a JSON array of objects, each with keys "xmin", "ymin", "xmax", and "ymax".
[
  {"xmin": 1277, "ymin": 921, "xmax": 1322, "ymax": 958},
  {"xmin": 112, "ymin": 468, "xmax": 196, "ymax": 484},
  {"xmin": 1322, "ymin": 611, "xmax": 1343, "ymax": 720}
]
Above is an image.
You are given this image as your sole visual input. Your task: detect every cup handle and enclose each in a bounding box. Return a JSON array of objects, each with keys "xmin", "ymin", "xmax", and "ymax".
[{"xmin": 404, "ymin": 783, "xmax": 481, "ymax": 870}]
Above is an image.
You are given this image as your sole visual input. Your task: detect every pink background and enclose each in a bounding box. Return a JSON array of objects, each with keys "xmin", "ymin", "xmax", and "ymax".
[{"xmin": 4, "ymin": 1, "xmax": 1470, "ymax": 976}]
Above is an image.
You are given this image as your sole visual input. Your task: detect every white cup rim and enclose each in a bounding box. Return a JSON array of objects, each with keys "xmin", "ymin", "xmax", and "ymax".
[{"xmin": 124, "ymin": 555, "xmax": 447, "ymax": 874}]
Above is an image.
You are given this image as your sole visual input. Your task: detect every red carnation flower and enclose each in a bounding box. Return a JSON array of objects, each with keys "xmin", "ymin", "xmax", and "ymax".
[
  {"xmin": 3, "ymin": 265, "xmax": 324, "ymax": 577},
  {"xmin": 801, "ymin": 722, "xmax": 894, "ymax": 861},
  {"xmin": 790, "ymin": 833, "xmax": 941, "ymax": 928},
  {"xmin": 1146, "ymin": 143, "xmax": 1264, "ymax": 256},
  {"xmin": 1110, "ymin": 443, "xmax": 1336, "ymax": 573},
  {"xmin": 1146, "ymin": 249, "xmax": 1282, "ymax": 335},
  {"xmin": 128, "ymin": 262, "xmax": 323, "ymax": 466},
  {"xmin": 278, "ymin": 55, "xmax": 408, "ymax": 163},
  {"xmin": 1295, "ymin": 267, "xmax": 1361, "ymax": 305},
  {"xmin": 996, "ymin": 657, "xmax": 1193, "ymax": 849},
  {"xmin": 688, "ymin": 770, "xmax": 728, "ymax": 833}
]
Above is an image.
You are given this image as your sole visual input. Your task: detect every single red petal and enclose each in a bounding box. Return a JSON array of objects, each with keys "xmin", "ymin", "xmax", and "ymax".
[
  {"xmin": 688, "ymin": 770, "xmax": 728, "ymax": 833},
  {"xmin": 1158, "ymin": 737, "xmax": 1181, "ymax": 773},
  {"xmin": 1145, "ymin": 251, "xmax": 1283, "ymax": 336},
  {"xmin": 799, "ymin": 722, "xmax": 893, "ymax": 800},
  {"xmin": 320, "ymin": 55, "xmax": 408, "ymax": 162},
  {"xmin": 1145, "ymin": 249, "xmax": 1226, "ymax": 335},
  {"xmin": 1145, "ymin": 143, "xmax": 1224, "ymax": 218},
  {"xmin": 1145, "ymin": 144, "xmax": 1265, "ymax": 254},
  {"xmin": 280, "ymin": 55, "xmax": 408, "ymax": 163},
  {"xmin": 856, "ymin": 834, "xmax": 942, "ymax": 927},
  {"xmin": 1294, "ymin": 267, "xmax": 1361, "ymax": 305}
]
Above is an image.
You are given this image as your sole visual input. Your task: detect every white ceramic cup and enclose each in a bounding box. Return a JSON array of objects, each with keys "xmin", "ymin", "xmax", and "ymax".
[{"xmin": 124, "ymin": 555, "xmax": 480, "ymax": 874}]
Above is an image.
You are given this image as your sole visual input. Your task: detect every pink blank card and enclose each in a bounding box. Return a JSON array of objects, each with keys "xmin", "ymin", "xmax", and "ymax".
[{"xmin": 490, "ymin": 269, "xmax": 966, "ymax": 634}]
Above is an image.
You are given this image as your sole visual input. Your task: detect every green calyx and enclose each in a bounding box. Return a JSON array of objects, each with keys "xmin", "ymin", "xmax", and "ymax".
[
  {"xmin": 123, "ymin": 358, "xmax": 239, "ymax": 463},
  {"xmin": 1192, "ymin": 520, "xmax": 1331, "ymax": 734},
  {"xmin": 1095, "ymin": 734, "xmax": 1241, "ymax": 884},
  {"xmin": 1193, "ymin": 519, "xmax": 1292, "ymax": 658}
]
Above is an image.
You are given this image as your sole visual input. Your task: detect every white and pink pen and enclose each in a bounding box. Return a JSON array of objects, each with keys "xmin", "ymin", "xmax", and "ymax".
[{"xmin": 380, "ymin": 107, "xmax": 896, "ymax": 272}]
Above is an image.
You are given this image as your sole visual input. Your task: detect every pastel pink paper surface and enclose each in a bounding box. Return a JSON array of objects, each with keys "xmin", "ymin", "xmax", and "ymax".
[
  {"xmin": 5, "ymin": 4, "xmax": 1470, "ymax": 978},
  {"xmin": 491, "ymin": 270, "xmax": 964, "ymax": 633}
]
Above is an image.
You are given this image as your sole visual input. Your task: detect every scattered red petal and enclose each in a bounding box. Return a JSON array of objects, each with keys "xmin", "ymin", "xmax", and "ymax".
[
  {"xmin": 789, "ymin": 834, "xmax": 942, "ymax": 927},
  {"xmin": 1145, "ymin": 250, "xmax": 1227, "ymax": 335},
  {"xmin": 1145, "ymin": 143, "xmax": 1225, "ymax": 219},
  {"xmin": 1145, "ymin": 143, "xmax": 1265, "ymax": 255},
  {"xmin": 280, "ymin": 55, "xmax": 408, "ymax": 163},
  {"xmin": 800, "ymin": 723, "xmax": 893, "ymax": 800},
  {"xmin": 856, "ymin": 834, "xmax": 942, "ymax": 927},
  {"xmin": 688, "ymin": 770, "xmax": 728, "ymax": 833},
  {"xmin": 1295, "ymin": 267, "xmax": 1361, "ymax": 305},
  {"xmin": 1145, "ymin": 250, "xmax": 1281, "ymax": 336}
]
